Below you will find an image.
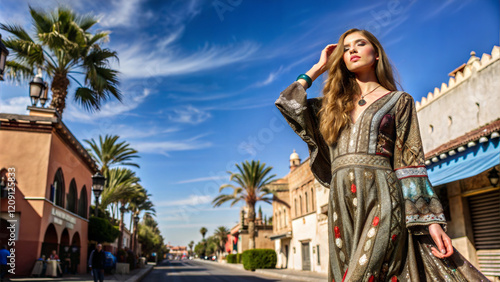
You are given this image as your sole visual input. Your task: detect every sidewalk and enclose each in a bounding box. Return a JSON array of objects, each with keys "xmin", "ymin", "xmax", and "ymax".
[
  {"xmin": 197, "ymin": 259, "xmax": 328, "ymax": 282},
  {"xmin": 8, "ymin": 264, "xmax": 153, "ymax": 282}
]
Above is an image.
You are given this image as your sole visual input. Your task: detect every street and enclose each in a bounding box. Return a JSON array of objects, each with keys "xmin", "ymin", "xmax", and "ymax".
[{"xmin": 141, "ymin": 259, "xmax": 288, "ymax": 282}]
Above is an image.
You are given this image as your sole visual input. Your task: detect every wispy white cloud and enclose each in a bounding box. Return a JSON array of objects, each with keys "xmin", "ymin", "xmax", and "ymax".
[
  {"xmin": 131, "ymin": 134, "xmax": 212, "ymax": 156},
  {"xmin": 0, "ymin": 96, "xmax": 30, "ymax": 115},
  {"xmin": 116, "ymin": 40, "xmax": 260, "ymax": 78},
  {"xmin": 167, "ymin": 105, "xmax": 211, "ymax": 124},
  {"xmin": 65, "ymin": 88, "xmax": 152, "ymax": 122},
  {"xmin": 157, "ymin": 194, "xmax": 213, "ymax": 207},
  {"xmin": 96, "ymin": 0, "xmax": 144, "ymax": 28},
  {"xmin": 176, "ymin": 176, "xmax": 228, "ymax": 184}
]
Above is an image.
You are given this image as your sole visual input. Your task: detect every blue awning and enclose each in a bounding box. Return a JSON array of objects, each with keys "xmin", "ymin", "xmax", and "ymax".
[{"xmin": 426, "ymin": 139, "xmax": 500, "ymax": 186}]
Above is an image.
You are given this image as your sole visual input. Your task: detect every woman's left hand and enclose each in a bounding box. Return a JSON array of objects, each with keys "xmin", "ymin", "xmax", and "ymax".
[{"xmin": 429, "ymin": 223, "xmax": 454, "ymax": 258}]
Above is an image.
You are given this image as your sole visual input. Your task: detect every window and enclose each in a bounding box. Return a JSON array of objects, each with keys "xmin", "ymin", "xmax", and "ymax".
[
  {"xmin": 66, "ymin": 179, "xmax": 77, "ymax": 213},
  {"xmin": 283, "ymin": 208, "xmax": 287, "ymax": 227},
  {"xmin": 294, "ymin": 198, "xmax": 298, "ymax": 217},
  {"xmin": 78, "ymin": 185, "xmax": 88, "ymax": 219},
  {"xmin": 275, "ymin": 212, "xmax": 278, "ymax": 229},
  {"xmin": 278, "ymin": 211, "xmax": 281, "ymax": 229},
  {"xmin": 52, "ymin": 168, "xmax": 65, "ymax": 207},
  {"xmin": 299, "ymin": 196, "xmax": 303, "ymax": 216},
  {"xmin": 317, "ymin": 245, "xmax": 320, "ymax": 265},
  {"xmin": 305, "ymin": 192, "xmax": 309, "ymax": 213},
  {"xmin": 311, "ymin": 188, "xmax": 314, "ymax": 210}
]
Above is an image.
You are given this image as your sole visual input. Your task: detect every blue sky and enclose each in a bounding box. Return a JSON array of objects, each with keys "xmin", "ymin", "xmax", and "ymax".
[{"xmin": 0, "ymin": 0, "xmax": 498, "ymax": 246}]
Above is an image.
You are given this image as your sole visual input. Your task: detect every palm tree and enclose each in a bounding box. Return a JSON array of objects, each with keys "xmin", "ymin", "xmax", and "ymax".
[
  {"xmin": 129, "ymin": 186, "xmax": 155, "ymax": 254},
  {"xmin": 85, "ymin": 135, "xmax": 140, "ymax": 174},
  {"xmin": 213, "ymin": 160, "xmax": 287, "ymax": 249},
  {"xmin": 213, "ymin": 226, "xmax": 230, "ymax": 261},
  {"xmin": 100, "ymin": 167, "xmax": 140, "ymax": 218},
  {"xmin": 200, "ymin": 227, "xmax": 207, "ymax": 240},
  {"xmin": 0, "ymin": 5, "xmax": 121, "ymax": 116},
  {"xmin": 188, "ymin": 241, "xmax": 194, "ymax": 257}
]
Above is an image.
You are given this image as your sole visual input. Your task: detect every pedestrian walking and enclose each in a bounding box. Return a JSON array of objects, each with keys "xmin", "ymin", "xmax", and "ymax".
[
  {"xmin": 88, "ymin": 244, "xmax": 106, "ymax": 282},
  {"xmin": 276, "ymin": 28, "xmax": 489, "ymax": 281}
]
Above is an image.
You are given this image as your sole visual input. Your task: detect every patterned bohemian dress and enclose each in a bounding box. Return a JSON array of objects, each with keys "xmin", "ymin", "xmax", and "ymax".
[{"xmin": 275, "ymin": 81, "xmax": 489, "ymax": 282}]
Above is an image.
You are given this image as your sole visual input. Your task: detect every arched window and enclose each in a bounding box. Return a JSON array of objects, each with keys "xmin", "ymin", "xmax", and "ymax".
[
  {"xmin": 305, "ymin": 192, "xmax": 309, "ymax": 213},
  {"xmin": 278, "ymin": 211, "xmax": 281, "ymax": 229},
  {"xmin": 283, "ymin": 208, "xmax": 287, "ymax": 227},
  {"xmin": 294, "ymin": 198, "xmax": 298, "ymax": 217},
  {"xmin": 299, "ymin": 195, "xmax": 303, "ymax": 216},
  {"xmin": 52, "ymin": 168, "xmax": 65, "ymax": 207},
  {"xmin": 78, "ymin": 186, "xmax": 88, "ymax": 219},
  {"xmin": 275, "ymin": 212, "xmax": 278, "ymax": 229},
  {"xmin": 66, "ymin": 179, "xmax": 77, "ymax": 213},
  {"xmin": 311, "ymin": 188, "xmax": 314, "ymax": 211}
]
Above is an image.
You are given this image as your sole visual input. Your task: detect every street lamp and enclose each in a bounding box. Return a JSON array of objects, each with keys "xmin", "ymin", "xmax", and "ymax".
[
  {"xmin": 92, "ymin": 172, "xmax": 105, "ymax": 217},
  {"xmin": 488, "ymin": 167, "xmax": 499, "ymax": 187},
  {"xmin": 0, "ymin": 33, "xmax": 9, "ymax": 81},
  {"xmin": 29, "ymin": 71, "xmax": 45, "ymax": 106}
]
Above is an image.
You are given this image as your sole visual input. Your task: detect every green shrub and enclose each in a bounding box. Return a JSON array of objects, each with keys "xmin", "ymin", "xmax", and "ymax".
[
  {"xmin": 237, "ymin": 253, "xmax": 242, "ymax": 263},
  {"xmin": 227, "ymin": 254, "xmax": 237, "ymax": 264},
  {"xmin": 242, "ymin": 249, "xmax": 277, "ymax": 270}
]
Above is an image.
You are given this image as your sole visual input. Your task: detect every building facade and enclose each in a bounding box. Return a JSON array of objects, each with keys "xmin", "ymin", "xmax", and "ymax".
[
  {"xmin": 270, "ymin": 151, "xmax": 328, "ymax": 274},
  {"xmin": 416, "ymin": 46, "xmax": 500, "ymax": 279},
  {"xmin": 0, "ymin": 107, "xmax": 96, "ymax": 275}
]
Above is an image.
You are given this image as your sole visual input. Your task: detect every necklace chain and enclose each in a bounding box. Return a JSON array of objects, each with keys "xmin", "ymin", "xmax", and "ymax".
[{"xmin": 360, "ymin": 85, "xmax": 381, "ymax": 99}]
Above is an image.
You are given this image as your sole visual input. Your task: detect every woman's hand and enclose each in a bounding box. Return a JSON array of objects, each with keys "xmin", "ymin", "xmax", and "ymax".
[
  {"xmin": 316, "ymin": 44, "xmax": 337, "ymax": 74},
  {"xmin": 429, "ymin": 223, "xmax": 454, "ymax": 258},
  {"xmin": 298, "ymin": 44, "xmax": 338, "ymax": 89}
]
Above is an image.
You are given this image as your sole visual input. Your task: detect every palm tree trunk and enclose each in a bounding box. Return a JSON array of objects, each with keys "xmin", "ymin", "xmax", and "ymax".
[
  {"xmin": 248, "ymin": 204, "xmax": 256, "ymax": 249},
  {"xmin": 119, "ymin": 207, "xmax": 125, "ymax": 250},
  {"xmin": 49, "ymin": 72, "xmax": 69, "ymax": 116}
]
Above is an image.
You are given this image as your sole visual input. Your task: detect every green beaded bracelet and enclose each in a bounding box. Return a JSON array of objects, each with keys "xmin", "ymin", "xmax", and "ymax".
[{"xmin": 296, "ymin": 74, "xmax": 312, "ymax": 88}]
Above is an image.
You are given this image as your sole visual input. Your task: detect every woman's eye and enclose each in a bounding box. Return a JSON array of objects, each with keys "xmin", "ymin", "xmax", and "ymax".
[
  {"xmin": 343, "ymin": 48, "xmax": 349, "ymax": 52},
  {"xmin": 357, "ymin": 42, "xmax": 366, "ymax": 46}
]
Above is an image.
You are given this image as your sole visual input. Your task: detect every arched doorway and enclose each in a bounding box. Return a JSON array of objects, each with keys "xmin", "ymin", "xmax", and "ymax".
[
  {"xmin": 41, "ymin": 224, "xmax": 58, "ymax": 258},
  {"xmin": 60, "ymin": 229, "xmax": 70, "ymax": 257},
  {"xmin": 0, "ymin": 218, "xmax": 9, "ymax": 246},
  {"xmin": 70, "ymin": 232, "xmax": 81, "ymax": 274}
]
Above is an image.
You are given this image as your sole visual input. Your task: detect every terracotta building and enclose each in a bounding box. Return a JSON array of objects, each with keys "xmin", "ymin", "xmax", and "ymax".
[{"xmin": 0, "ymin": 106, "xmax": 96, "ymax": 275}]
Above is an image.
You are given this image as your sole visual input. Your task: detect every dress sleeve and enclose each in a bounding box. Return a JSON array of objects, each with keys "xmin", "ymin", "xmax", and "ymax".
[
  {"xmin": 275, "ymin": 81, "xmax": 331, "ymax": 188},
  {"xmin": 393, "ymin": 93, "xmax": 447, "ymax": 235}
]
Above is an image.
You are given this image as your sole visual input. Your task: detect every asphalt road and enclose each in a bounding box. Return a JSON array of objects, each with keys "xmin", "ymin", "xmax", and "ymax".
[{"xmin": 141, "ymin": 259, "xmax": 288, "ymax": 282}]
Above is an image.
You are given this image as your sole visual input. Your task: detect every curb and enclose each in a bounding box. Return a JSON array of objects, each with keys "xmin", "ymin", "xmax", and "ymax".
[
  {"xmin": 125, "ymin": 264, "xmax": 154, "ymax": 282},
  {"xmin": 254, "ymin": 269, "xmax": 326, "ymax": 282},
  {"xmin": 196, "ymin": 259, "xmax": 326, "ymax": 282}
]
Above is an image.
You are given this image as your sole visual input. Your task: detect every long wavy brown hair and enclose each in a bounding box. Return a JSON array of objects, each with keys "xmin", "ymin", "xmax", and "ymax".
[{"xmin": 318, "ymin": 29, "xmax": 399, "ymax": 145}]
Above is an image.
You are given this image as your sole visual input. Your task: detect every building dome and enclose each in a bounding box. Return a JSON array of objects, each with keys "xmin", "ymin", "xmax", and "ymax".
[{"xmin": 290, "ymin": 149, "xmax": 300, "ymax": 160}]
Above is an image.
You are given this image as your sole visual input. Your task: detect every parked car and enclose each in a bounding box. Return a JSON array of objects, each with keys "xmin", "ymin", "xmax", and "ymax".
[{"xmin": 104, "ymin": 251, "xmax": 116, "ymax": 273}]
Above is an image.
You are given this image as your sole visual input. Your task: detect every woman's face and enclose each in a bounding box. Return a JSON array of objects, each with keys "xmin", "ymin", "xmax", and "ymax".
[{"xmin": 342, "ymin": 32, "xmax": 378, "ymax": 75}]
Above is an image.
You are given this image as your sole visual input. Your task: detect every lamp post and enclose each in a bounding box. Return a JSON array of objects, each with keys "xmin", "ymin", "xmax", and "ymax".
[
  {"xmin": 133, "ymin": 214, "xmax": 140, "ymax": 254},
  {"xmin": 0, "ymin": 33, "xmax": 9, "ymax": 81},
  {"xmin": 488, "ymin": 167, "xmax": 499, "ymax": 187},
  {"xmin": 92, "ymin": 172, "xmax": 105, "ymax": 217}
]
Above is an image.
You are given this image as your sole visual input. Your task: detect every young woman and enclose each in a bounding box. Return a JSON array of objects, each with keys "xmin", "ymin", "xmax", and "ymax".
[{"xmin": 276, "ymin": 29, "xmax": 488, "ymax": 281}]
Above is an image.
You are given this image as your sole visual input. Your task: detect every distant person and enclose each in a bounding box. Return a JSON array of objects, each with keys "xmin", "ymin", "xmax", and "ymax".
[
  {"xmin": 88, "ymin": 244, "xmax": 105, "ymax": 282},
  {"xmin": 0, "ymin": 245, "xmax": 10, "ymax": 282},
  {"xmin": 49, "ymin": 250, "xmax": 60, "ymax": 261}
]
